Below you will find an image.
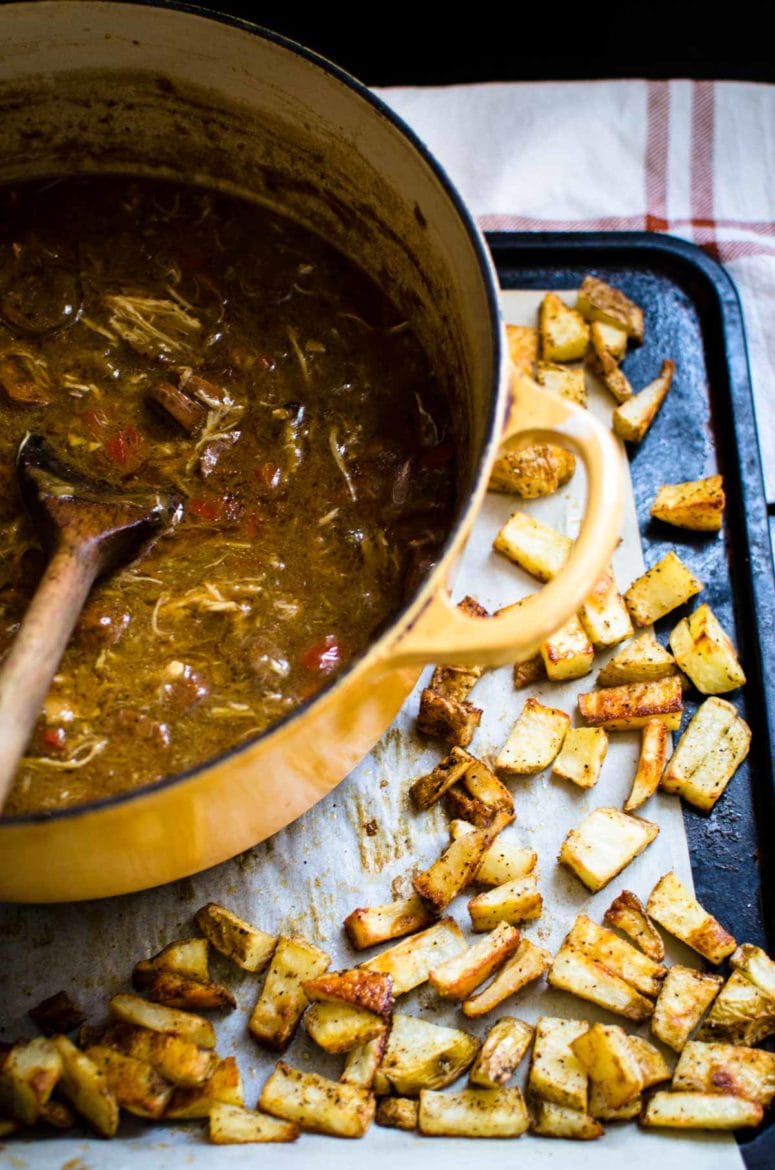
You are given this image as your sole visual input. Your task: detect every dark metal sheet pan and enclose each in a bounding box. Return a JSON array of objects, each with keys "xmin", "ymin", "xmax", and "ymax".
[{"xmin": 489, "ymin": 231, "xmax": 775, "ymax": 1168}]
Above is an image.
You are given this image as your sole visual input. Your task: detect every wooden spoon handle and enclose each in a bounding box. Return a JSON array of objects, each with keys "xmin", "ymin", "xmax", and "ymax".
[{"xmin": 0, "ymin": 543, "xmax": 101, "ymax": 813}]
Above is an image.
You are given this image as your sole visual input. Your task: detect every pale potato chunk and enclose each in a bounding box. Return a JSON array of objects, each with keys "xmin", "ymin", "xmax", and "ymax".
[
  {"xmin": 109, "ymin": 994, "xmax": 215, "ymax": 1048},
  {"xmin": 559, "ymin": 807, "xmax": 659, "ymax": 892},
  {"xmin": 259, "ymin": 1061, "xmax": 375, "ymax": 1138},
  {"xmin": 449, "ymin": 819, "xmax": 537, "ymax": 886},
  {"xmin": 673, "ymin": 1041, "xmax": 775, "ymax": 1106},
  {"xmin": 628, "ymin": 1035, "xmax": 670, "ymax": 1088},
  {"xmin": 489, "ymin": 442, "xmax": 576, "ymax": 498},
  {"xmin": 547, "ymin": 946, "xmax": 655, "ymax": 1022},
  {"xmin": 528, "ymin": 1017, "xmax": 589, "ymax": 1111},
  {"xmin": 86, "ymin": 1045, "xmax": 174, "ymax": 1120},
  {"xmin": 418, "ymin": 1086, "xmax": 529, "ymax": 1137},
  {"xmin": 646, "ymin": 872, "xmax": 736, "ymax": 964},
  {"xmin": 539, "ymin": 291, "xmax": 590, "ymax": 360},
  {"xmin": 731, "ymin": 943, "xmax": 775, "ymax": 1001},
  {"xmin": 344, "ymin": 896, "xmax": 435, "ymax": 950},
  {"xmin": 249, "ymin": 936, "xmax": 330, "ymax": 1051},
  {"xmin": 165, "ymin": 1056, "xmax": 244, "ymax": 1118},
  {"xmin": 361, "ymin": 918, "xmax": 466, "ymax": 995},
  {"xmin": 570, "ymin": 1024, "xmax": 644, "ymax": 1110},
  {"xmin": 697, "ymin": 971, "xmax": 775, "ymax": 1046},
  {"xmin": 210, "ymin": 1102, "xmax": 299, "ymax": 1143},
  {"xmin": 592, "ymin": 319, "xmax": 629, "ymax": 360},
  {"xmin": 641, "ymin": 1090, "xmax": 762, "ymax": 1130},
  {"xmin": 567, "ymin": 913, "xmax": 666, "ymax": 997},
  {"xmin": 552, "ymin": 727, "xmax": 608, "ymax": 789},
  {"xmin": 506, "ymin": 323, "xmax": 539, "ymax": 375},
  {"xmin": 536, "ymin": 359, "xmax": 587, "ymax": 405},
  {"xmin": 469, "ymin": 1017, "xmax": 533, "ymax": 1088},
  {"xmin": 409, "ymin": 745, "xmax": 475, "ymax": 809},
  {"xmin": 625, "ymin": 549, "xmax": 702, "ymax": 626},
  {"xmin": 586, "ymin": 324, "xmax": 633, "ymax": 403},
  {"xmin": 468, "ymin": 875, "xmax": 542, "ymax": 932},
  {"xmin": 146, "ymin": 937, "xmax": 210, "ymax": 981},
  {"xmin": 0, "ymin": 1037, "xmax": 62, "ymax": 1125},
  {"xmin": 651, "ymin": 964, "xmax": 723, "ymax": 1051},
  {"xmin": 52, "ymin": 1035, "xmax": 119, "ymax": 1138},
  {"xmin": 578, "ymin": 677, "xmax": 682, "ymax": 731},
  {"xmin": 660, "ymin": 696, "xmax": 751, "ymax": 812},
  {"xmin": 541, "ymin": 615, "xmax": 594, "ymax": 681},
  {"xmin": 603, "ymin": 889, "xmax": 665, "ymax": 960},
  {"xmin": 413, "ymin": 828, "xmax": 490, "ymax": 913},
  {"xmin": 496, "ymin": 697, "xmax": 570, "ymax": 775},
  {"xmin": 195, "ymin": 903, "xmax": 277, "ymax": 973},
  {"xmin": 590, "ymin": 1092, "xmax": 642, "ymax": 1121},
  {"xmin": 578, "ymin": 566, "xmax": 634, "ymax": 650},
  {"xmin": 670, "ymin": 604, "xmax": 746, "ymax": 693},
  {"xmin": 613, "ymin": 359, "xmax": 675, "ymax": 442},
  {"xmin": 598, "ymin": 630, "xmax": 677, "ymax": 686},
  {"xmin": 429, "ymin": 922, "xmax": 522, "ymax": 999},
  {"xmin": 530, "ymin": 1099, "xmax": 603, "ymax": 1139},
  {"xmin": 305, "ymin": 1002, "xmax": 386, "ymax": 1054},
  {"xmin": 341, "ymin": 1032, "xmax": 387, "ymax": 1090},
  {"xmin": 624, "ymin": 719, "xmax": 671, "ymax": 811},
  {"xmin": 576, "ymin": 276, "xmax": 644, "ymax": 342},
  {"xmin": 379, "ymin": 1014, "xmax": 479, "ymax": 1096},
  {"xmin": 493, "ymin": 511, "xmax": 571, "ymax": 581},
  {"xmin": 375, "ymin": 1097, "xmax": 418, "ymax": 1129},
  {"xmin": 463, "ymin": 939, "xmax": 551, "ymax": 1018},
  {"xmin": 651, "ymin": 475, "xmax": 725, "ymax": 532}
]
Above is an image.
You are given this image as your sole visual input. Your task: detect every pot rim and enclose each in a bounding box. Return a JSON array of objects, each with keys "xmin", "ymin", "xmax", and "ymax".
[{"xmin": 0, "ymin": 0, "xmax": 504, "ymax": 828}]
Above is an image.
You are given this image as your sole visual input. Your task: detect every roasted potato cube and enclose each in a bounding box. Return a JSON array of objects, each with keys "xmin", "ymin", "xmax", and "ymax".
[
  {"xmin": 651, "ymin": 965, "xmax": 723, "ymax": 1051},
  {"xmin": 598, "ymin": 630, "xmax": 677, "ymax": 686},
  {"xmin": 376, "ymin": 1097, "xmax": 418, "ymax": 1129},
  {"xmin": 409, "ymin": 745, "xmax": 475, "ymax": 809},
  {"xmin": 260, "ymin": 1061, "xmax": 375, "ymax": 1138},
  {"xmin": 506, "ymin": 323, "xmax": 539, "ymax": 375},
  {"xmin": 697, "ymin": 970, "xmax": 775, "ymax": 1046},
  {"xmin": 361, "ymin": 918, "xmax": 466, "ymax": 994},
  {"xmin": 379, "ymin": 1013, "xmax": 479, "ymax": 1096},
  {"xmin": 629, "ymin": 1035, "xmax": 670, "ymax": 1088},
  {"xmin": 528, "ymin": 1017, "xmax": 589, "ymax": 1111},
  {"xmin": 578, "ymin": 677, "xmax": 682, "ymax": 731},
  {"xmin": 530, "ymin": 1099, "xmax": 604, "ymax": 1139},
  {"xmin": 570, "ymin": 1024, "xmax": 644, "ymax": 1110},
  {"xmin": 52, "ymin": 1035, "xmax": 119, "ymax": 1138},
  {"xmin": 0, "ymin": 1037, "xmax": 62, "ymax": 1124},
  {"xmin": 429, "ymin": 922, "xmax": 522, "ymax": 999},
  {"xmin": 559, "ymin": 807, "xmax": 659, "ymax": 892},
  {"xmin": 673, "ymin": 1041, "xmax": 775, "ymax": 1106},
  {"xmin": 210, "ymin": 1101, "xmax": 299, "ymax": 1143},
  {"xmin": 496, "ymin": 697, "xmax": 570, "ymax": 775},
  {"xmin": 39, "ymin": 1100, "xmax": 75, "ymax": 1129},
  {"xmin": 547, "ymin": 946, "xmax": 655, "ymax": 1022},
  {"xmin": 86, "ymin": 1045, "xmax": 173, "ymax": 1120},
  {"xmin": 660, "ymin": 696, "xmax": 751, "ymax": 812},
  {"xmin": 489, "ymin": 443, "xmax": 576, "ymax": 498},
  {"xmin": 647, "ymin": 872, "xmax": 736, "ymax": 964},
  {"xmin": 462, "ymin": 938, "xmax": 551, "ymax": 1018},
  {"xmin": 416, "ymin": 689, "xmax": 482, "ymax": 748},
  {"xmin": 536, "ymin": 359, "xmax": 587, "ymax": 405},
  {"xmin": 576, "ymin": 275, "xmax": 644, "ymax": 342},
  {"xmin": 625, "ymin": 549, "xmax": 702, "ymax": 626},
  {"xmin": 541, "ymin": 615, "xmax": 595, "ymax": 681},
  {"xmin": 624, "ymin": 719, "xmax": 671, "ymax": 811},
  {"xmin": 468, "ymin": 875, "xmax": 542, "ymax": 931},
  {"xmin": 344, "ymin": 896, "xmax": 435, "ymax": 950},
  {"xmin": 165, "ymin": 1056, "xmax": 244, "ymax": 1118},
  {"xmin": 101, "ymin": 1022, "xmax": 217, "ymax": 1088},
  {"xmin": 592, "ymin": 319, "xmax": 628, "ymax": 360},
  {"xmin": 424, "ymin": 598, "xmax": 487, "ymax": 701},
  {"xmin": 539, "ymin": 292, "xmax": 590, "ymax": 361},
  {"xmin": 513, "ymin": 653, "xmax": 547, "ymax": 689},
  {"xmin": 552, "ymin": 727, "xmax": 608, "ymax": 789},
  {"xmin": 670, "ymin": 604, "xmax": 746, "ymax": 694},
  {"xmin": 578, "ymin": 566, "xmax": 634, "ymax": 650},
  {"xmin": 586, "ymin": 325, "xmax": 633, "ymax": 403},
  {"xmin": 731, "ymin": 943, "xmax": 775, "ymax": 1001},
  {"xmin": 341, "ymin": 1032, "xmax": 387, "ymax": 1090},
  {"xmin": 418, "ymin": 1085, "xmax": 529, "ymax": 1137},
  {"xmin": 641, "ymin": 1090, "xmax": 762, "ymax": 1130},
  {"xmin": 613, "ymin": 360, "xmax": 675, "ymax": 442},
  {"xmin": 493, "ymin": 511, "xmax": 571, "ymax": 581},
  {"xmin": 249, "ymin": 936, "xmax": 330, "ymax": 1051},
  {"xmin": 444, "ymin": 760, "xmax": 514, "ymax": 830},
  {"xmin": 131, "ymin": 967, "xmax": 236, "ymax": 1011},
  {"xmin": 651, "ymin": 475, "xmax": 725, "ymax": 532},
  {"xmin": 603, "ymin": 889, "xmax": 665, "ymax": 960},
  {"xmin": 304, "ymin": 1002, "xmax": 386, "ymax": 1054},
  {"xmin": 413, "ymin": 827, "xmax": 490, "ymax": 913},
  {"xmin": 469, "ymin": 1017, "xmax": 533, "ymax": 1088},
  {"xmin": 143, "ymin": 937, "xmax": 210, "ymax": 981},
  {"xmin": 109, "ymin": 993, "xmax": 215, "ymax": 1048},
  {"xmin": 567, "ymin": 913, "xmax": 666, "ymax": 997},
  {"xmin": 303, "ymin": 969, "xmax": 394, "ymax": 1017},
  {"xmin": 28, "ymin": 991, "xmax": 86, "ymax": 1037},
  {"xmin": 195, "ymin": 903, "xmax": 277, "ymax": 974},
  {"xmin": 450, "ymin": 820, "xmax": 537, "ymax": 886}
]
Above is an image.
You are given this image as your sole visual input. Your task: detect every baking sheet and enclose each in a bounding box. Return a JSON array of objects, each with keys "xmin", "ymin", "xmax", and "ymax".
[{"xmin": 0, "ymin": 290, "xmax": 743, "ymax": 1169}]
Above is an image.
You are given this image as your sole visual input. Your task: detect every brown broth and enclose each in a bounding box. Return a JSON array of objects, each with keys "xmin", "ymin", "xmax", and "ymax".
[{"xmin": 0, "ymin": 177, "xmax": 456, "ymax": 814}]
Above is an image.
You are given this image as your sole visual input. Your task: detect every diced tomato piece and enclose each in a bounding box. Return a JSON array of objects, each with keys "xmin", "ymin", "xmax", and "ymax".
[
  {"xmin": 300, "ymin": 634, "xmax": 345, "ymax": 675},
  {"xmin": 188, "ymin": 494, "xmax": 243, "ymax": 524},
  {"xmin": 104, "ymin": 424, "xmax": 145, "ymax": 470},
  {"xmin": 84, "ymin": 407, "xmax": 111, "ymax": 436},
  {"xmin": 42, "ymin": 727, "xmax": 67, "ymax": 751},
  {"xmin": 253, "ymin": 462, "xmax": 282, "ymax": 493},
  {"xmin": 421, "ymin": 440, "xmax": 454, "ymax": 470},
  {"xmin": 241, "ymin": 509, "xmax": 263, "ymax": 540}
]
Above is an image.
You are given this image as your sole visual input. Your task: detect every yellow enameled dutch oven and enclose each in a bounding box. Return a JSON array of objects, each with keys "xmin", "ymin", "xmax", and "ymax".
[{"xmin": 0, "ymin": 1, "xmax": 624, "ymax": 901}]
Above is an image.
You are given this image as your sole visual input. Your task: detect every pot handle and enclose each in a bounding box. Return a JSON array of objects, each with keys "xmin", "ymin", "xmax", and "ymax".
[{"xmin": 389, "ymin": 370, "xmax": 625, "ymax": 668}]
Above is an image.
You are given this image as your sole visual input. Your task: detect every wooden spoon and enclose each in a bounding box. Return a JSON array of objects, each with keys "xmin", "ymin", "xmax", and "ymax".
[{"xmin": 0, "ymin": 434, "xmax": 181, "ymax": 812}]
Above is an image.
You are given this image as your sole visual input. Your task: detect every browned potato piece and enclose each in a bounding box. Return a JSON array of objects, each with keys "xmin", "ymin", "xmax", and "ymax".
[
  {"xmin": 379, "ymin": 1014, "xmax": 479, "ymax": 1096},
  {"xmin": 530, "ymin": 1099, "xmax": 603, "ymax": 1139},
  {"xmin": 513, "ymin": 654, "xmax": 547, "ymax": 689},
  {"xmin": 375, "ymin": 1097, "xmax": 418, "ymax": 1129},
  {"xmin": 646, "ymin": 872, "xmax": 736, "ymax": 964},
  {"xmin": 249, "ymin": 936, "xmax": 330, "ymax": 1051},
  {"xmin": 597, "ymin": 630, "xmax": 677, "ymax": 686},
  {"xmin": 416, "ymin": 688, "xmax": 482, "ymax": 748},
  {"xmin": 52, "ymin": 1035, "xmax": 119, "ymax": 1138},
  {"xmin": 603, "ymin": 890, "xmax": 665, "ymax": 961},
  {"xmin": 96, "ymin": 1022, "xmax": 217, "ymax": 1088},
  {"xmin": 547, "ymin": 946, "xmax": 655, "ymax": 1022},
  {"xmin": 506, "ymin": 323, "xmax": 539, "ymax": 375},
  {"xmin": 303, "ymin": 969, "xmax": 394, "ymax": 1017},
  {"xmin": 131, "ymin": 967, "xmax": 236, "ymax": 1011},
  {"xmin": 469, "ymin": 1017, "xmax": 533, "ymax": 1088},
  {"xmin": 672, "ymin": 1041, "xmax": 775, "ymax": 1106},
  {"xmin": 462, "ymin": 938, "xmax": 551, "ymax": 1018},
  {"xmin": 361, "ymin": 918, "xmax": 466, "ymax": 995},
  {"xmin": 651, "ymin": 965, "xmax": 723, "ymax": 1051},
  {"xmin": 304, "ymin": 1003, "xmax": 386, "ymax": 1054},
  {"xmin": 697, "ymin": 971, "xmax": 775, "ymax": 1046},
  {"xmin": 86, "ymin": 1044, "xmax": 173, "ymax": 1119},
  {"xmin": 409, "ymin": 746, "xmax": 475, "ymax": 810},
  {"xmin": 429, "ymin": 922, "xmax": 522, "ymax": 999},
  {"xmin": 468, "ymin": 875, "xmax": 543, "ymax": 931},
  {"xmin": 195, "ymin": 903, "xmax": 277, "ymax": 973},
  {"xmin": 493, "ymin": 512, "xmax": 572, "ymax": 581},
  {"xmin": 413, "ymin": 827, "xmax": 490, "ymax": 913},
  {"xmin": 418, "ymin": 1085, "xmax": 529, "ymax": 1137},
  {"xmin": 578, "ymin": 677, "xmax": 682, "ymax": 731},
  {"xmin": 566, "ymin": 914, "xmax": 666, "ymax": 997},
  {"xmin": 541, "ymin": 616, "xmax": 595, "ymax": 682},
  {"xmin": 344, "ymin": 896, "xmax": 435, "ymax": 950},
  {"xmin": 552, "ymin": 727, "xmax": 608, "ymax": 789},
  {"xmin": 109, "ymin": 994, "xmax": 216, "ymax": 1048},
  {"xmin": 578, "ymin": 565, "xmax": 634, "ymax": 650},
  {"xmin": 528, "ymin": 1017, "xmax": 589, "ymax": 1111},
  {"xmin": 489, "ymin": 443, "xmax": 576, "ymax": 498},
  {"xmin": 496, "ymin": 697, "xmax": 570, "ymax": 775},
  {"xmin": 625, "ymin": 550, "xmax": 703, "ymax": 627},
  {"xmin": 651, "ymin": 475, "xmax": 725, "ymax": 532},
  {"xmin": 539, "ymin": 292, "xmax": 590, "ymax": 361},
  {"xmin": 586, "ymin": 325, "xmax": 633, "ymax": 404},
  {"xmin": 210, "ymin": 1102, "xmax": 299, "ymax": 1143},
  {"xmin": 143, "ymin": 937, "xmax": 210, "ymax": 981},
  {"xmin": 559, "ymin": 807, "xmax": 659, "ymax": 892},
  {"xmin": 0, "ymin": 1037, "xmax": 62, "ymax": 1124},
  {"xmin": 28, "ymin": 991, "xmax": 86, "ymax": 1037},
  {"xmin": 661, "ymin": 696, "xmax": 751, "ymax": 812},
  {"xmin": 641, "ymin": 1090, "xmax": 762, "ymax": 1130},
  {"xmin": 670, "ymin": 604, "xmax": 746, "ymax": 694},
  {"xmin": 259, "ymin": 1061, "xmax": 375, "ymax": 1138},
  {"xmin": 166, "ymin": 1056, "xmax": 244, "ymax": 1118},
  {"xmin": 613, "ymin": 360, "xmax": 675, "ymax": 443},
  {"xmin": 576, "ymin": 275, "xmax": 644, "ymax": 342},
  {"xmin": 624, "ymin": 719, "xmax": 671, "ymax": 811},
  {"xmin": 536, "ymin": 359, "xmax": 587, "ymax": 405}
]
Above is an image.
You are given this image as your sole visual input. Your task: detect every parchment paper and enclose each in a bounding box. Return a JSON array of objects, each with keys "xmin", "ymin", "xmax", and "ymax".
[{"xmin": 0, "ymin": 291, "xmax": 743, "ymax": 1169}]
